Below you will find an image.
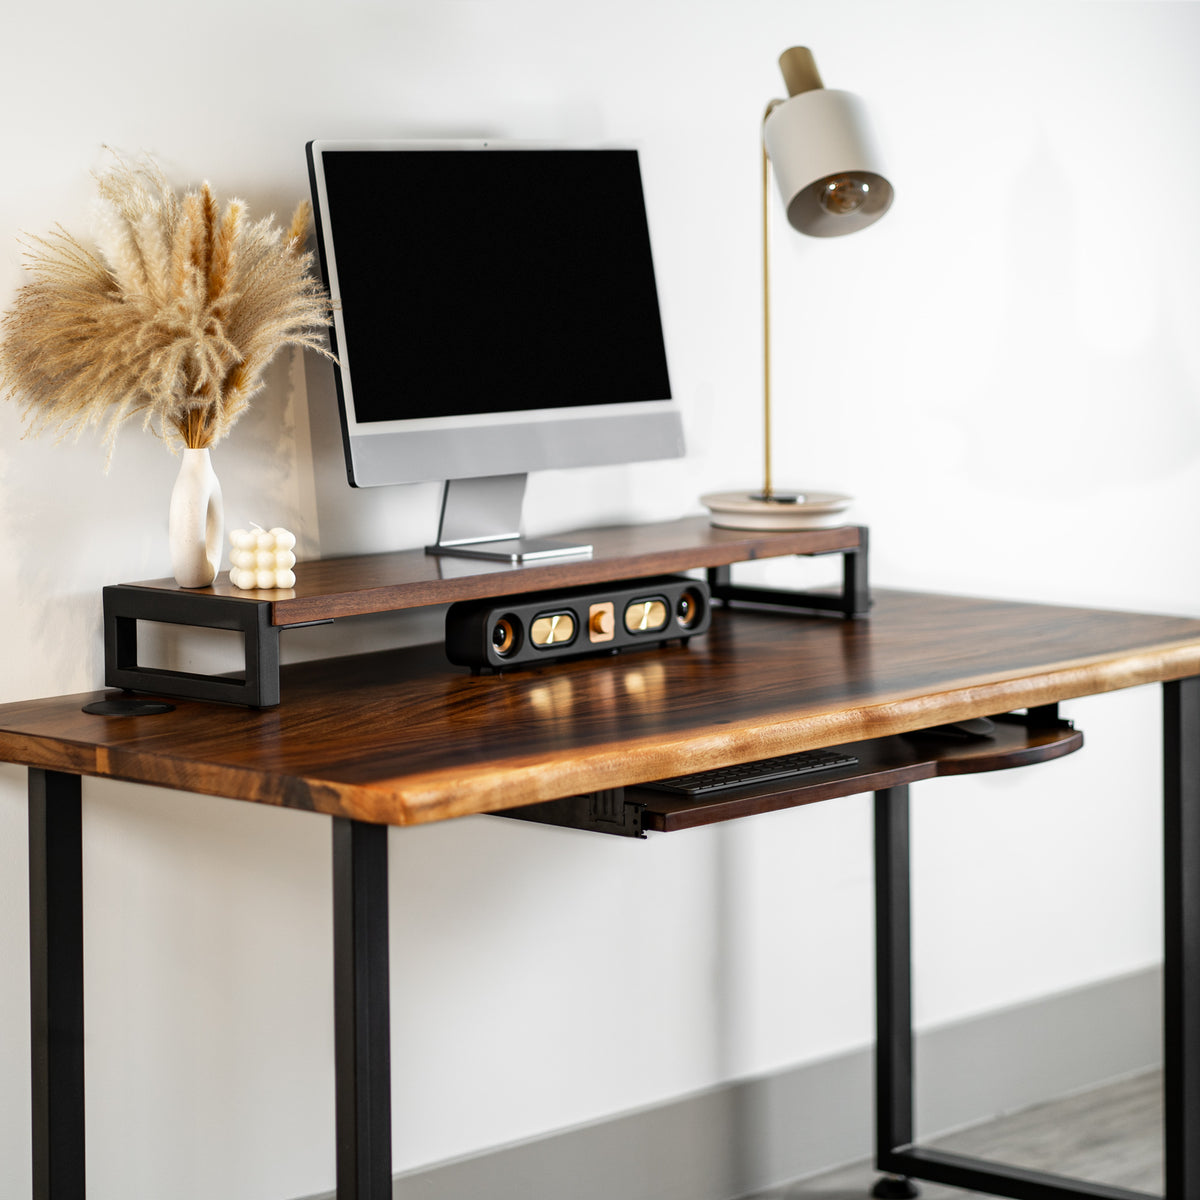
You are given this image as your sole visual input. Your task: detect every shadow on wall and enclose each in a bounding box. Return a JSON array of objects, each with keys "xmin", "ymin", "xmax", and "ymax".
[
  {"xmin": 298, "ymin": 346, "xmax": 443, "ymax": 558},
  {"xmin": 215, "ymin": 352, "xmax": 306, "ymax": 541}
]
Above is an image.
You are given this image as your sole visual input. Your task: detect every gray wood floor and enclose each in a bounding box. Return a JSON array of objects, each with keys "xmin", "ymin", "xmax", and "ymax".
[{"xmin": 747, "ymin": 1069, "xmax": 1162, "ymax": 1199}]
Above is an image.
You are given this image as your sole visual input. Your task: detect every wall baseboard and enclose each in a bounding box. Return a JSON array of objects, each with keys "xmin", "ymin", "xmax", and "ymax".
[{"xmin": 298, "ymin": 967, "xmax": 1161, "ymax": 1200}]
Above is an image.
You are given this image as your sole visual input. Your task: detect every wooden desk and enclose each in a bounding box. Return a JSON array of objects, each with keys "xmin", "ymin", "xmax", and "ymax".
[{"xmin": 2, "ymin": 589, "xmax": 1198, "ymax": 1200}]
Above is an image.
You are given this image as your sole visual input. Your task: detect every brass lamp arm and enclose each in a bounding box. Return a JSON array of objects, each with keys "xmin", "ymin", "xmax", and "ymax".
[{"xmin": 761, "ymin": 98, "xmax": 785, "ymax": 501}]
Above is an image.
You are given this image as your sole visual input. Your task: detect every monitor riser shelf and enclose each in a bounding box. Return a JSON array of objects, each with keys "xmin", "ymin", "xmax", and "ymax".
[{"xmin": 101, "ymin": 516, "xmax": 869, "ymax": 708}]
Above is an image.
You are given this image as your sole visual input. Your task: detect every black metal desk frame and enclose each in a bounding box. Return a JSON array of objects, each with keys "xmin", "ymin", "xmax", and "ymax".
[
  {"xmin": 25, "ymin": 680, "xmax": 1199, "ymax": 1200},
  {"xmin": 873, "ymin": 680, "xmax": 1199, "ymax": 1200}
]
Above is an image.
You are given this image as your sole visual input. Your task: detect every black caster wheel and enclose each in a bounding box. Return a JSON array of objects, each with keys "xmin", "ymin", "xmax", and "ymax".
[{"xmin": 871, "ymin": 1177, "xmax": 920, "ymax": 1199}]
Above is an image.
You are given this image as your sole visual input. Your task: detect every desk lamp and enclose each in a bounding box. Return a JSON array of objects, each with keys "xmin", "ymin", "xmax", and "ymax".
[{"xmin": 702, "ymin": 47, "xmax": 893, "ymax": 530}]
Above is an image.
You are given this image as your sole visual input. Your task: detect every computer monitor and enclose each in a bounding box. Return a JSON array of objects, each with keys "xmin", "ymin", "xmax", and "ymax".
[{"xmin": 305, "ymin": 139, "xmax": 685, "ymax": 562}]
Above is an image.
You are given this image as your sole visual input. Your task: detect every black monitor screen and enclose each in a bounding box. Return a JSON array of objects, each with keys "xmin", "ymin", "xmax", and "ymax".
[{"xmin": 317, "ymin": 148, "xmax": 672, "ymax": 424}]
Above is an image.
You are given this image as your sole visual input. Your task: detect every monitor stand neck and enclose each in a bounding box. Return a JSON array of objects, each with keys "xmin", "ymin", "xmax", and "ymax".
[{"xmin": 426, "ymin": 474, "xmax": 593, "ymax": 564}]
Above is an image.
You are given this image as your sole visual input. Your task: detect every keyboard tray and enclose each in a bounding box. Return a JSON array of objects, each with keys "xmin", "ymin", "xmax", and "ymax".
[{"xmin": 496, "ymin": 712, "xmax": 1082, "ymax": 838}]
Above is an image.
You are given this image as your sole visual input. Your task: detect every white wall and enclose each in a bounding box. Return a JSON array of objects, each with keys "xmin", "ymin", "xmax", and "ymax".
[{"xmin": 1, "ymin": 2, "xmax": 1197, "ymax": 1197}]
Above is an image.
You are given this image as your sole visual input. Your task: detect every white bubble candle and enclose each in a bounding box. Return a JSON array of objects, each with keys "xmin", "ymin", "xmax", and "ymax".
[{"xmin": 228, "ymin": 525, "xmax": 298, "ymax": 590}]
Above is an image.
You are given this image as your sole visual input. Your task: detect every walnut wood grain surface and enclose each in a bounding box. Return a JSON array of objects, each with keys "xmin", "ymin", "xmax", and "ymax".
[
  {"xmin": 1, "ymin": 590, "xmax": 1198, "ymax": 826},
  {"xmin": 116, "ymin": 516, "xmax": 863, "ymax": 625}
]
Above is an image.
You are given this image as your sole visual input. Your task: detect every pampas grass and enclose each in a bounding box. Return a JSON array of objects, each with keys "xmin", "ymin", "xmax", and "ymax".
[{"xmin": 0, "ymin": 152, "xmax": 332, "ymax": 457}]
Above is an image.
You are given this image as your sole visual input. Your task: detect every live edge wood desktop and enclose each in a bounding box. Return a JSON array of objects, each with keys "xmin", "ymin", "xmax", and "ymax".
[{"xmin": 2, "ymin": 518, "xmax": 1198, "ymax": 1200}]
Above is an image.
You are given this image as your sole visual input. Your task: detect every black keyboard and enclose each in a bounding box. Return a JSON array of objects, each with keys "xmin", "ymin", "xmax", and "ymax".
[{"xmin": 640, "ymin": 748, "xmax": 859, "ymax": 797}]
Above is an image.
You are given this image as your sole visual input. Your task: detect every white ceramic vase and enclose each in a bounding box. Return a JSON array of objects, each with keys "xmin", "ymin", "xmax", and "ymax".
[{"xmin": 169, "ymin": 448, "xmax": 224, "ymax": 588}]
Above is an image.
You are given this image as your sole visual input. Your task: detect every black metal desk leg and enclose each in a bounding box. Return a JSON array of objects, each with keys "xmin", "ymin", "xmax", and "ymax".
[
  {"xmin": 28, "ymin": 769, "xmax": 85, "ymax": 1200},
  {"xmin": 332, "ymin": 819, "xmax": 393, "ymax": 1200},
  {"xmin": 1163, "ymin": 677, "xmax": 1200, "ymax": 1200},
  {"xmin": 873, "ymin": 785, "xmax": 920, "ymax": 1199}
]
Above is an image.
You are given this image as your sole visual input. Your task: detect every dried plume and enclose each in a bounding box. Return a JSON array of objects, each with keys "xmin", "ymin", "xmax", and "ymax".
[{"xmin": 0, "ymin": 151, "xmax": 333, "ymax": 458}]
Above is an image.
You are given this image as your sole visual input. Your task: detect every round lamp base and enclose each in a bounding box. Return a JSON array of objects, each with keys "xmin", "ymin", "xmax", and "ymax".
[{"xmin": 701, "ymin": 489, "xmax": 853, "ymax": 531}]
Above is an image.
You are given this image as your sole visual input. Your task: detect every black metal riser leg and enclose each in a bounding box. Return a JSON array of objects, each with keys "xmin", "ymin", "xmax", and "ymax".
[
  {"xmin": 332, "ymin": 818, "xmax": 393, "ymax": 1200},
  {"xmin": 29, "ymin": 769, "xmax": 86, "ymax": 1200},
  {"xmin": 1163, "ymin": 676, "xmax": 1200, "ymax": 1200}
]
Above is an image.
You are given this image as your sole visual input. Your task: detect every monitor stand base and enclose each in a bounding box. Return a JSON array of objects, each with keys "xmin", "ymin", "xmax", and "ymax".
[
  {"xmin": 427, "ymin": 537, "xmax": 592, "ymax": 564},
  {"xmin": 426, "ymin": 474, "xmax": 593, "ymax": 564}
]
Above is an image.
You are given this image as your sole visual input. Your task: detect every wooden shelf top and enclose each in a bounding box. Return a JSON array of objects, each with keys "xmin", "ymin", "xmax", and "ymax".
[
  {"xmin": 117, "ymin": 516, "xmax": 864, "ymax": 625},
  {"xmin": 2, "ymin": 589, "xmax": 1199, "ymax": 828}
]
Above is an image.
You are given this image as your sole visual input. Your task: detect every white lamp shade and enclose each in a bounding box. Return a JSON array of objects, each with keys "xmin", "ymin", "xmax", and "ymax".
[{"xmin": 763, "ymin": 88, "xmax": 893, "ymax": 236}]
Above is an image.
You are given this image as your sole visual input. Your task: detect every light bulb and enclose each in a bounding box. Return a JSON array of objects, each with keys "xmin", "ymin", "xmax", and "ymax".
[{"xmin": 817, "ymin": 174, "xmax": 871, "ymax": 216}]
